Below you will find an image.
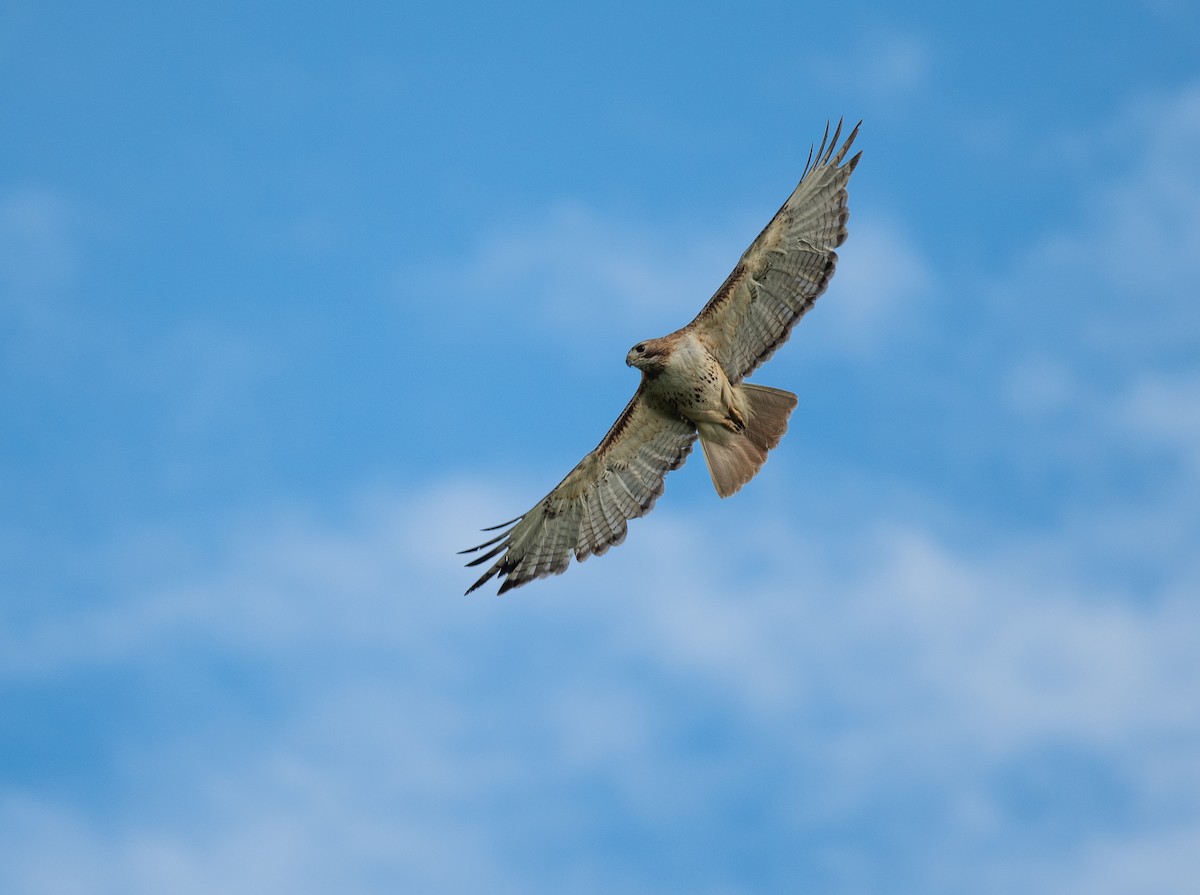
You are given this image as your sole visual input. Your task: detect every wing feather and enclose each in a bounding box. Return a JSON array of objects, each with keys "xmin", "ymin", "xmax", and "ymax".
[
  {"xmin": 463, "ymin": 120, "xmax": 860, "ymax": 594},
  {"xmin": 575, "ymin": 490, "xmax": 599, "ymax": 561},
  {"xmin": 685, "ymin": 120, "xmax": 861, "ymax": 382},
  {"xmin": 462, "ymin": 388, "xmax": 696, "ymax": 594}
]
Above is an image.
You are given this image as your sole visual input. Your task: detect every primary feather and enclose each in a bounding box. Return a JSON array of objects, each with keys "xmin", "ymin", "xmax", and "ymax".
[{"xmin": 463, "ymin": 121, "xmax": 861, "ymax": 595}]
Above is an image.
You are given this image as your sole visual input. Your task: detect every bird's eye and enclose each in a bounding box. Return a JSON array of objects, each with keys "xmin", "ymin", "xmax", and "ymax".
[{"xmin": 635, "ymin": 344, "xmax": 645, "ymax": 353}]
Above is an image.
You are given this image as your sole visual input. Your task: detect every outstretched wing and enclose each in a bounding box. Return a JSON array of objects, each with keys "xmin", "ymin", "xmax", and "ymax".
[
  {"xmin": 685, "ymin": 120, "xmax": 861, "ymax": 383},
  {"xmin": 461, "ymin": 388, "xmax": 696, "ymax": 595}
]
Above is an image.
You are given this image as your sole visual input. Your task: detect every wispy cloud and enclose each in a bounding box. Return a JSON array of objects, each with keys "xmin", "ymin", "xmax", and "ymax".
[
  {"xmin": 0, "ymin": 188, "xmax": 80, "ymax": 293},
  {"xmin": 1003, "ymin": 82, "xmax": 1200, "ymax": 358},
  {"xmin": 1119, "ymin": 372, "xmax": 1200, "ymax": 477},
  {"xmin": 810, "ymin": 215, "xmax": 936, "ymax": 356},
  {"xmin": 0, "ymin": 187, "xmax": 91, "ymax": 374},
  {"xmin": 437, "ymin": 198, "xmax": 930, "ymax": 366},
  {"xmin": 435, "ymin": 201, "xmax": 741, "ymax": 344},
  {"xmin": 2, "ymin": 460, "xmax": 1197, "ymax": 892},
  {"xmin": 8, "ymin": 45, "xmax": 1200, "ymax": 895},
  {"xmin": 808, "ymin": 30, "xmax": 934, "ymax": 110}
]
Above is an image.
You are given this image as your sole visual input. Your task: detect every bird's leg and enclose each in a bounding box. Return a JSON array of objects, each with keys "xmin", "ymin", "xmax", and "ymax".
[{"xmin": 719, "ymin": 380, "xmax": 747, "ymax": 433}]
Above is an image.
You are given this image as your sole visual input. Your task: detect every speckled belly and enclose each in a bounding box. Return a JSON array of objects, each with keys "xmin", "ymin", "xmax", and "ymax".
[{"xmin": 651, "ymin": 336, "xmax": 732, "ymax": 425}]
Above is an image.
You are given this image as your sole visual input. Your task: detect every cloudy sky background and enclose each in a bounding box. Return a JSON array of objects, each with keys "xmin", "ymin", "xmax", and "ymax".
[{"xmin": 3, "ymin": 1, "xmax": 1200, "ymax": 892}]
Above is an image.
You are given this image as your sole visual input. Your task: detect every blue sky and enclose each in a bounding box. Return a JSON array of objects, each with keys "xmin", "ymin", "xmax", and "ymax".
[{"xmin": 3, "ymin": 1, "xmax": 1200, "ymax": 891}]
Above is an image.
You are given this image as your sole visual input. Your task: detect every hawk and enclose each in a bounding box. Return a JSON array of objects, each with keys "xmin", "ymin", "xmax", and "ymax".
[{"xmin": 463, "ymin": 121, "xmax": 861, "ymax": 594}]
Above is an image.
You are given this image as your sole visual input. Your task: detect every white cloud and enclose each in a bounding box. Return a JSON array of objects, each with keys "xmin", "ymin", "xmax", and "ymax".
[
  {"xmin": 973, "ymin": 82, "xmax": 1200, "ymax": 533},
  {"xmin": 439, "ymin": 199, "xmax": 931, "ymax": 366},
  {"xmin": 1004, "ymin": 355, "xmax": 1080, "ymax": 416},
  {"xmin": 1119, "ymin": 372, "xmax": 1200, "ymax": 476},
  {"xmin": 853, "ymin": 33, "xmax": 932, "ymax": 102},
  {"xmin": 2, "ymin": 467, "xmax": 1198, "ymax": 893},
  {"xmin": 0, "ymin": 188, "xmax": 80, "ymax": 293},
  {"xmin": 8, "ymin": 75, "xmax": 1200, "ymax": 895},
  {"xmin": 811, "ymin": 214, "xmax": 935, "ymax": 355},
  {"xmin": 0, "ymin": 187, "xmax": 274, "ymax": 446},
  {"xmin": 1003, "ymin": 83, "xmax": 1200, "ymax": 358},
  {"xmin": 0, "ymin": 187, "xmax": 91, "ymax": 372},
  {"xmin": 1051, "ymin": 825, "xmax": 1200, "ymax": 895},
  {"xmin": 440, "ymin": 201, "xmax": 742, "ymax": 345},
  {"xmin": 808, "ymin": 31, "xmax": 933, "ymax": 109},
  {"xmin": 0, "ymin": 763, "xmax": 513, "ymax": 895}
]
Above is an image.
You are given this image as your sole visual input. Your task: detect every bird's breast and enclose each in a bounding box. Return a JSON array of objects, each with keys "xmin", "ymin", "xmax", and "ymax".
[{"xmin": 646, "ymin": 335, "xmax": 730, "ymax": 420}]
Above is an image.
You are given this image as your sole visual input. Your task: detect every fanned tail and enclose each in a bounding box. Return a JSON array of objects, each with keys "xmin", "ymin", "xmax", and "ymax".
[{"xmin": 697, "ymin": 383, "xmax": 798, "ymax": 498}]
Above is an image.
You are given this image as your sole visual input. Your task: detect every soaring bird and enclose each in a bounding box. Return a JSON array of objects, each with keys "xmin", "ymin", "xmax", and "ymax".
[{"xmin": 463, "ymin": 121, "xmax": 861, "ymax": 594}]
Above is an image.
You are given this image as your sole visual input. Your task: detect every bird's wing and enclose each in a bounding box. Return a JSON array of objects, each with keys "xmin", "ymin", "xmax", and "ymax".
[
  {"xmin": 461, "ymin": 388, "xmax": 696, "ymax": 595},
  {"xmin": 684, "ymin": 120, "xmax": 861, "ymax": 383}
]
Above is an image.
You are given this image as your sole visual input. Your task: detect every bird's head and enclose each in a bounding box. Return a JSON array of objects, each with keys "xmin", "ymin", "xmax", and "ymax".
[{"xmin": 626, "ymin": 338, "xmax": 668, "ymax": 371}]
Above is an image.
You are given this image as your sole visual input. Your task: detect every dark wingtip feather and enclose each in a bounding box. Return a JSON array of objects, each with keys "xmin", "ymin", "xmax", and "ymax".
[
  {"xmin": 461, "ymin": 516, "xmax": 522, "ymax": 592},
  {"xmin": 833, "ymin": 120, "xmax": 862, "ymax": 167},
  {"xmin": 804, "ymin": 120, "xmax": 832, "ymax": 177},
  {"xmin": 465, "ymin": 541, "xmax": 508, "ymax": 568},
  {"xmin": 460, "ymin": 512, "xmax": 523, "ymax": 560},
  {"xmin": 465, "ymin": 558, "xmax": 514, "ymax": 595},
  {"xmin": 824, "ymin": 118, "xmax": 844, "ymax": 164},
  {"xmin": 464, "ymin": 569, "xmax": 495, "ymax": 595},
  {"xmin": 804, "ymin": 118, "xmax": 861, "ymax": 177},
  {"xmin": 458, "ymin": 527, "xmax": 512, "ymax": 554},
  {"xmin": 481, "ymin": 515, "xmax": 523, "ymax": 532}
]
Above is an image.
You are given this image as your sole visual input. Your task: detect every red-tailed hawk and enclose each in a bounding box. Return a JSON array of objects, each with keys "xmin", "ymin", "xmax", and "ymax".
[{"xmin": 463, "ymin": 121, "xmax": 861, "ymax": 594}]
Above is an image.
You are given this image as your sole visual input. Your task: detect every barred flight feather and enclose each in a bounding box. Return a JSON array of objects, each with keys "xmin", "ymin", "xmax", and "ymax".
[
  {"xmin": 462, "ymin": 392, "xmax": 696, "ymax": 594},
  {"xmin": 463, "ymin": 120, "xmax": 860, "ymax": 594},
  {"xmin": 685, "ymin": 120, "xmax": 860, "ymax": 384}
]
